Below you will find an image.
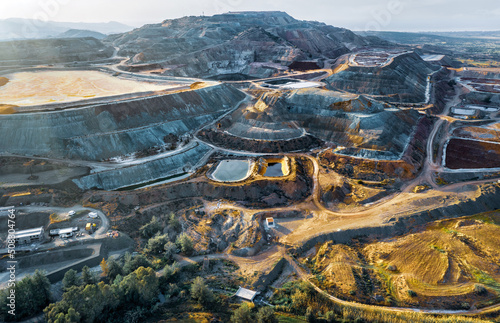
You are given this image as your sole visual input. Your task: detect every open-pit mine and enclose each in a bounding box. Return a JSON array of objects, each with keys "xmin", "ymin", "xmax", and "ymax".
[{"xmin": 1, "ymin": 10, "xmax": 500, "ymax": 323}]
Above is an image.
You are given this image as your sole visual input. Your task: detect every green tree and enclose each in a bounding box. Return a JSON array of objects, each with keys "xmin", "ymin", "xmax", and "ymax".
[
  {"xmin": 62, "ymin": 269, "xmax": 80, "ymax": 291},
  {"xmin": 257, "ymin": 306, "xmax": 278, "ymax": 323},
  {"xmin": 119, "ymin": 266, "xmax": 159, "ymax": 306},
  {"xmin": 52, "ymin": 307, "xmax": 81, "ymax": 323},
  {"xmin": 146, "ymin": 233, "xmax": 170, "ymax": 255},
  {"xmin": 190, "ymin": 276, "xmax": 213, "ymax": 306},
  {"xmin": 164, "ymin": 241, "xmax": 178, "ymax": 261},
  {"xmin": 176, "ymin": 232, "xmax": 194, "ymax": 255},
  {"xmin": 163, "ymin": 262, "xmax": 180, "ymax": 281},
  {"xmin": 1, "ymin": 270, "xmax": 52, "ymax": 321},
  {"xmin": 231, "ymin": 303, "xmax": 253, "ymax": 323},
  {"xmin": 45, "ymin": 281, "xmax": 120, "ymax": 323},
  {"xmin": 106, "ymin": 257, "xmax": 123, "ymax": 280},
  {"xmin": 123, "ymin": 254, "xmax": 152, "ymax": 275},
  {"xmin": 291, "ymin": 290, "xmax": 308, "ymax": 314},
  {"xmin": 139, "ymin": 216, "xmax": 162, "ymax": 238},
  {"xmin": 168, "ymin": 213, "xmax": 181, "ymax": 232},
  {"xmin": 32, "ymin": 269, "xmax": 52, "ymax": 307},
  {"xmin": 81, "ymin": 266, "xmax": 96, "ymax": 285}
]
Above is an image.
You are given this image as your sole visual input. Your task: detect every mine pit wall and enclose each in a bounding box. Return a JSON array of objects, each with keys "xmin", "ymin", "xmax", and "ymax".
[
  {"xmin": 430, "ymin": 69, "xmax": 455, "ymax": 114},
  {"xmin": 293, "ymin": 183, "xmax": 500, "ymax": 256},
  {"xmin": 0, "ymin": 83, "xmax": 245, "ymax": 161},
  {"xmin": 73, "ymin": 143, "xmax": 212, "ymax": 191},
  {"xmin": 465, "ymin": 91, "xmax": 500, "ymax": 106},
  {"xmin": 198, "ymin": 130, "xmax": 323, "ymax": 153},
  {"xmin": 281, "ymin": 90, "xmax": 421, "ymax": 157},
  {"xmin": 319, "ymin": 115, "xmax": 433, "ymax": 184},
  {"xmin": 326, "ymin": 52, "xmax": 439, "ymax": 103}
]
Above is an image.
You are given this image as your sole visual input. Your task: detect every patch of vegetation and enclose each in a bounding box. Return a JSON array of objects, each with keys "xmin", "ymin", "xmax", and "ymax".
[{"xmin": 0, "ymin": 270, "xmax": 51, "ymax": 322}]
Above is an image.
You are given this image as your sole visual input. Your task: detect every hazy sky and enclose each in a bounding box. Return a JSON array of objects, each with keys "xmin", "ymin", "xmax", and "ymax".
[{"xmin": 1, "ymin": 0, "xmax": 499, "ymax": 31}]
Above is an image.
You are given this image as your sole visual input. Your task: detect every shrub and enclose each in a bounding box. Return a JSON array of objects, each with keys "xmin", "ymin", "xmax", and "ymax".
[
  {"xmin": 139, "ymin": 216, "xmax": 162, "ymax": 238},
  {"xmin": 256, "ymin": 306, "xmax": 278, "ymax": 323},
  {"xmin": 123, "ymin": 253, "xmax": 152, "ymax": 275},
  {"xmin": 81, "ymin": 266, "xmax": 96, "ymax": 285},
  {"xmin": 164, "ymin": 241, "xmax": 178, "ymax": 261},
  {"xmin": 231, "ymin": 303, "xmax": 253, "ymax": 323},
  {"xmin": 163, "ymin": 262, "xmax": 180, "ymax": 281},
  {"xmin": 190, "ymin": 276, "xmax": 213, "ymax": 306},
  {"xmin": 62, "ymin": 269, "xmax": 80, "ymax": 291},
  {"xmin": 474, "ymin": 284, "xmax": 487, "ymax": 295},
  {"xmin": 176, "ymin": 233, "xmax": 194, "ymax": 255},
  {"xmin": 145, "ymin": 233, "xmax": 170, "ymax": 255},
  {"xmin": 325, "ymin": 311, "xmax": 338, "ymax": 323},
  {"xmin": 305, "ymin": 306, "xmax": 316, "ymax": 323}
]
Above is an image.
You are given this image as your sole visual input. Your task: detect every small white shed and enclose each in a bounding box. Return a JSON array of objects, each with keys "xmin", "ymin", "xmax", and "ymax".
[{"xmin": 233, "ymin": 287, "xmax": 258, "ymax": 302}]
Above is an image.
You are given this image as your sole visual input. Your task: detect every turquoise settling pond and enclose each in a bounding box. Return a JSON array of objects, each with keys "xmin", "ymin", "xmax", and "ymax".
[{"xmin": 210, "ymin": 160, "xmax": 252, "ymax": 182}]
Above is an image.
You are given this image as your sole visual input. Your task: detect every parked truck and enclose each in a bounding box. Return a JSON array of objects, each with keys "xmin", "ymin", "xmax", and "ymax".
[{"xmin": 85, "ymin": 222, "xmax": 97, "ymax": 234}]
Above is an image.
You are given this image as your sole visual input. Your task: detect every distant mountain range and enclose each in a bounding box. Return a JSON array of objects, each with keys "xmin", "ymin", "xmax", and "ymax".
[
  {"xmin": 57, "ymin": 29, "xmax": 106, "ymax": 40},
  {"xmin": 356, "ymin": 30, "xmax": 500, "ymax": 45},
  {"xmin": 0, "ymin": 18, "xmax": 132, "ymax": 41}
]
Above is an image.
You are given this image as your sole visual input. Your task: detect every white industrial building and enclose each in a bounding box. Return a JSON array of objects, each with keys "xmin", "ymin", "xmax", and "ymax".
[{"xmin": 15, "ymin": 227, "xmax": 44, "ymax": 244}]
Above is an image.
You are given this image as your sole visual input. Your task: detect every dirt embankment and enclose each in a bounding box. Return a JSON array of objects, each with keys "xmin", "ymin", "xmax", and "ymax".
[
  {"xmin": 318, "ymin": 116, "xmax": 434, "ymax": 208},
  {"xmin": 0, "ymin": 77, "xmax": 8, "ymax": 87},
  {"xmin": 197, "ymin": 129, "xmax": 323, "ymax": 153},
  {"xmin": 308, "ymin": 212, "xmax": 500, "ymax": 310},
  {"xmin": 319, "ymin": 116, "xmax": 433, "ymax": 183}
]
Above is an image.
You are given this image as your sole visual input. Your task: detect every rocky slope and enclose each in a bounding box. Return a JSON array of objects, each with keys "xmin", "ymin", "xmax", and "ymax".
[
  {"xmin": 199, "ymin": 88, "xmax": 421, "ymax": 158},
  {"xmin": 106, "ymin": 11, "xmax": 388, "ymax": 78},
  {"xmin": 326, "ymin": 52, "xmax": 439, "ymax": 103},
  {"xmin": 0, "ymin": 83, "xmax": 245, "ymax": 161}
]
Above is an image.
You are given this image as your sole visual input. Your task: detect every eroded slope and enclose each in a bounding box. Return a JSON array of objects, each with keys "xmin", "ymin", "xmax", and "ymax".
[{"xmin": 326, "ymin": 52, "xmax": 439, "ymax": 103}]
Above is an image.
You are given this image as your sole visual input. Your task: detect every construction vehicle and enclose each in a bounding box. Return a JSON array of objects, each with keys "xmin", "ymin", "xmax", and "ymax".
[{"xmin": 85, "ymin": 222, "xmax": 97, "ymax": 234}]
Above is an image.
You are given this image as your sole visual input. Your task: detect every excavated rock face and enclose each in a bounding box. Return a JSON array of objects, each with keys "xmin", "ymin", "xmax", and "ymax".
[
  {"xmin": 199, "ymin": 88, "xmax": 421, "ymax": 159},
  {"xmin": 0, "ymin": 84, "xmax": 245, "ymax": 161},
  {"xmin": 0, "ymin": 37, "xmax": 113, "ymax": 65},
  {"xmin": 107, "ymin": 11, "xmax": 386, "ymax": 78},
  {"xmin": 326, "ymin": 52, "xmax": 439, "ymax": 103}
]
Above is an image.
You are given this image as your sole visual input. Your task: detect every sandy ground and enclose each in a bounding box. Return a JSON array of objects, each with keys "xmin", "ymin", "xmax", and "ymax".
[
  {"xmin": 0, "ymin": 70, "xmax": 175, "ymax": 106},
  {"xmin": 0, "ymin": 167, "xmax": 88, "ymax": 188}
]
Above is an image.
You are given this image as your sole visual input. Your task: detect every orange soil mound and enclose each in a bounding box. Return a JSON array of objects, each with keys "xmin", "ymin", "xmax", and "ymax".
[{"xmin": 0, "ymin": 104, "xmax": 17, "ymax": 114}]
